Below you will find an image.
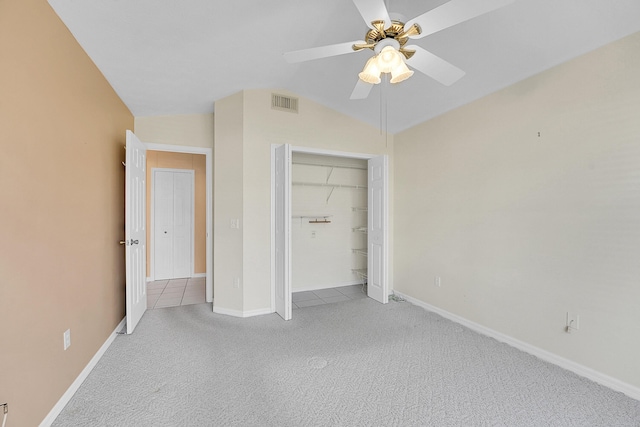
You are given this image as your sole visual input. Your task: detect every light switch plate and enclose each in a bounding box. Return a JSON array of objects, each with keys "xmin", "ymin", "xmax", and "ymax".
[{"xmin": 63, "ymin": 329, "xmax": 71, "ymax": 350}]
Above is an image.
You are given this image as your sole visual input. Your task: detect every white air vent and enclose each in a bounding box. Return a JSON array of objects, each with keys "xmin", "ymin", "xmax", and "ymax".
[{"xmin": 272, "ymin": 94, "xmax": 298, "ymax": 113}]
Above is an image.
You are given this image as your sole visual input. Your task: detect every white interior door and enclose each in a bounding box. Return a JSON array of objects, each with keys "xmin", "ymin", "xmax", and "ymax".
[
  {"xmin": 125, "ymin": 130, "xmax": 147, "ymax": 334},
  {"xmin": 153, "ymin": 169, "xmax": 193, "ymax": 280},
  {"xmin": 367, "ymin": 155, "xmax": 389, "ymax": 304},
  {"xmin": 274, "ymin": 144, "xmax": 292, "ymax": 320}
]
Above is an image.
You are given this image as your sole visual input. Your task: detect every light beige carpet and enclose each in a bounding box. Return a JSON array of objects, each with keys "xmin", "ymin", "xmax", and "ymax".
[{"xmin": 53, "ymin": 298, "xmax": 640, "ymax": 426}]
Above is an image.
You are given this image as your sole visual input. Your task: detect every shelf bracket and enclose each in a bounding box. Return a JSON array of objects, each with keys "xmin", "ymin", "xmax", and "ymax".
[
  {"xmin": 326, "ymin": 167, "xmax": 334, "ymax": 184},
  {"xmin": 325, "ymin": 186, "xmax": 335, "ymax": 204}
]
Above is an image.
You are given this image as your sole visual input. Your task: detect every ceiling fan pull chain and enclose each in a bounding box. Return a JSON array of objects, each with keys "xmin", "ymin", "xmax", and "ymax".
[{"xmin": 379, "ymin": 75, "xmax": 383, "ymax": 135}]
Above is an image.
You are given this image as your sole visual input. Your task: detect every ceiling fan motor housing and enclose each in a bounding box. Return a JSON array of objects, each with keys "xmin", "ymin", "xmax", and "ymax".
[{"xmin": 365, "ymin": 20, "xmax": 412, "ymax": 48}]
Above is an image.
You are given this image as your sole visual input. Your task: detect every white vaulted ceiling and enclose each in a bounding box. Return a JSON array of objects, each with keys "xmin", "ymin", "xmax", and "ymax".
[{"xmin": 48, "ymin": 0, "xmax": 640, "ymax": 133}]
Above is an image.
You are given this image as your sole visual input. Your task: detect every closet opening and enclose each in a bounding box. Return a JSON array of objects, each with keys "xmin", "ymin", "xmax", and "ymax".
[
  {"xmin": 144, "ymin": 144, "xmax": 214, "ymax": 307},
  {"xmin": 291, "ymin": 153, "xmax": 369, "ymax": 308},
  {"xmin": 272, "ymin": 144, "xmax": 389, "ymax": 320}
]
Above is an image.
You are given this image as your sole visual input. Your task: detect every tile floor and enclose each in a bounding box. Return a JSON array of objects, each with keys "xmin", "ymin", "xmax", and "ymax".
[
  {"xmin": 147, "ymin": 280, "xmax": 366, "ymax": 310},
  {"xmin": 147, "ymin": 277, "xmax": 206, "ymax": 309},
  {"xmin": 292, "ymin": 284, "xmax": 367, "ymax": 309}
]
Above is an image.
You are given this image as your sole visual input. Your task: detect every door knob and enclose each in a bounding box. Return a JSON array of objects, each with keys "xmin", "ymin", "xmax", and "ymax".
[{"xmin": 119, "ymin": 240, "xmax": 128, "ymax": 245}]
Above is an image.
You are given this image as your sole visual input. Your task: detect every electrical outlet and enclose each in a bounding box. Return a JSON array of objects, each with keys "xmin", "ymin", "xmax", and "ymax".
[
  {"xmin": 233, "ymin": 277, "xmax": 240, "ymax": 289},
  {"xmin": 566, "ymin": 312, "xmax": 579, "ymax": 333},
  {"xmin": 311, "ymin": 230, "xmax": 316, "ymax": 238},
  {"xmin": 63, "ymin": 329, "xmax": 71, "ymax": 350},
  {"xmin": 434, "ymin": 276, "xmax": 441, "ymax": 287}
]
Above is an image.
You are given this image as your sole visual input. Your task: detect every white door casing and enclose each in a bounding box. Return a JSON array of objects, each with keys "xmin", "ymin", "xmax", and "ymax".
[
  {"xmin": 274, "ymin": 144, "xmax": 292, "ymax": 320},
  {"xmin": 153, "ymin": 169, "xmax": 194, "ymax": 280},
  {"xmin": 125, "ymin": 130, "xmax": 147, "ymax": 334},
  {"xmin": 367, "ymin": 155, "xmax": 389, "ymax": 304}
]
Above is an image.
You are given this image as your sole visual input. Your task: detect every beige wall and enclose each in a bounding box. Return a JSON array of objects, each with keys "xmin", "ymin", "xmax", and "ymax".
[
  {"xmin": 135, "ymin": 113, "xmax": 214, "ymax": 148},
  {"xmin": 214, "ymin": 89, "xmax": 394, "ymax": 313},
  {"xmin": 213, "ymin": 92, "xmax": 244, "ymax": 312},
  {"xmin": 394, "ymin": 31, "xmax": 640, "ymax": 389},
  {"xmin": 146, "ymin": 151, "xmax": 207, "ymax": 276},
  {"xmin": 0, "ymin": 0, "xmax": 133, "ymax": 425}
]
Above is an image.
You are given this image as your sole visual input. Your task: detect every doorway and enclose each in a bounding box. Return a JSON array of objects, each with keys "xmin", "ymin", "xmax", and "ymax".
[
  {"xmin": 290, "ymin": 153, "xmax": 368, "ymax": 300},
  {"xmin": 271, "ymin": 144, "xmax": 389, "ymax": 320},
  {"xmin": 145, "ymin": 143, "xmax": 213, "ymax": 303}
]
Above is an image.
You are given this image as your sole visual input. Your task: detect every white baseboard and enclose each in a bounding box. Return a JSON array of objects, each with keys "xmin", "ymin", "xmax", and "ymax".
[
  {"xmin": 393, "ymin": 291, "xmax": 640, "ymax": 402},
  {"xmin": 39, "ymin": 317, "xmax": 127, "ymax": 426},
  {"xmin": 243, "ymin": 307, "xmax": 274, "ymax": 317},
  {"xmin": 147, "ymin": 274, "xmax": 204, "ymax": 282},
  {"xmin": 292, "ymin": 281, "xmax": 364, "ymax": 293},
  {"xmin": 213, "ymin": 305, "xmax": 273, "ymax": 318},
  {"xmin": 212, "ymin": 306, "xmax": 242, "ymax": 317}
]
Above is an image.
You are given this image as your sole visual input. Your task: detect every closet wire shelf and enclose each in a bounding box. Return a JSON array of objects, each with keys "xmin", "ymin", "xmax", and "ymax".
[
  {"xmin": 292, "ymin": 182, "xmax": 367, "ymax": 190},
  {"xmin": 352, "ymin": 268, "xmax": 368, "ymax": 282},
  {"xmin": 352, "ymin": 248, "xmax": 368, "ymax": 257},
  {"xmin": 292, "ymin": 161, "xmax": 367, "ymax": 171}
]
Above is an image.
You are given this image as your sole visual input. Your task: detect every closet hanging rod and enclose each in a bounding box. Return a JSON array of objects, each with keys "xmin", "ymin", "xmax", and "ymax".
[
  {"xmin": 292, "ymin": 215, "xmax": 333, "ymax": 224},
  {"xmin": 292, "ymin": 161, "xmax": 367, "ymax": 171}
]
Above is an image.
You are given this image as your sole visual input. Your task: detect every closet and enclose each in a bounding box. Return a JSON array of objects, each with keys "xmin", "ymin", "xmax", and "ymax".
[
  {"xmin": 153, "ymin": 169, "xmax": 194, "ymax": 280},
  {"xmin": 291, "ymin": 153, "xmax": 368, "ymax": 292}
]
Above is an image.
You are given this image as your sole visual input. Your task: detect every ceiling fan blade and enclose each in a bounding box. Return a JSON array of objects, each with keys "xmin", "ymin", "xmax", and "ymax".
[
  {"xmin": 352, "ymin": 0, "xmax": 392, "ymax": 30},
  {"xmin": 283, "ymin": 40, "xmax": 365, "ymax": 63},
  {"xmin": 350, "ymin": 79, "xmax": 374, "ymax": 100},
  {"xmin": 404, "ymin": 0, "xmax": 514, "ymax": 39},
  {"xmin": 405, "ymin": 45, "xmax": 465, "ymax": 86}
]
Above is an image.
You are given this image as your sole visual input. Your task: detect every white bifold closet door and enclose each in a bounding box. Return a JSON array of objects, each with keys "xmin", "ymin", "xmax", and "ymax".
[
  {"xmin": 154, "ymin": 170, "xmax": 194, "ymax": 280},
  {"xmin": 274, "ymin": 144, "xmax": 292, "ymax": 320},
  {"xmin": 367, "ymin": 155, "xmax": 388, "ymax": 304}
]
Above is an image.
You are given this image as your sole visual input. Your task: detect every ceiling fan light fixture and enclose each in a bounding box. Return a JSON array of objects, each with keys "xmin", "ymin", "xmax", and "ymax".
[
  {"xmin": 285, "ymin": 0, "xmax": 515, "ymax": 99},
  {"xmin": 358, "ymin": 56, "xmax": 382, "ymax": 84},
  {"xmin": 390, "ymin": 60, "xmax": 414, "ymax": 84}
]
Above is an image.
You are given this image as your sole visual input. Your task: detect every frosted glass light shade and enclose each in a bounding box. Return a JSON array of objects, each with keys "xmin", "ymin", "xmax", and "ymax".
[
  {"xmin": 390, "ymin": 60, "xmax": 414, "ymax": 84},
  {"xmin": 376, "ymin": 46, "xmax": 402, "ymax": 73},
  {"xmin": 358, "ymin": 46, "xmax": 414, "ymax": 85},
  {"xmin": 358, "ymin": 56, "xmax": 381, "ymax": 84}
]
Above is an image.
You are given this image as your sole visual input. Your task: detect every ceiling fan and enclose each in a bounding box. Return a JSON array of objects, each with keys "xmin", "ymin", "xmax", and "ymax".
[{"xmin": 284, "ymin": 0, "xmax": 514, "ymax": 99}]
